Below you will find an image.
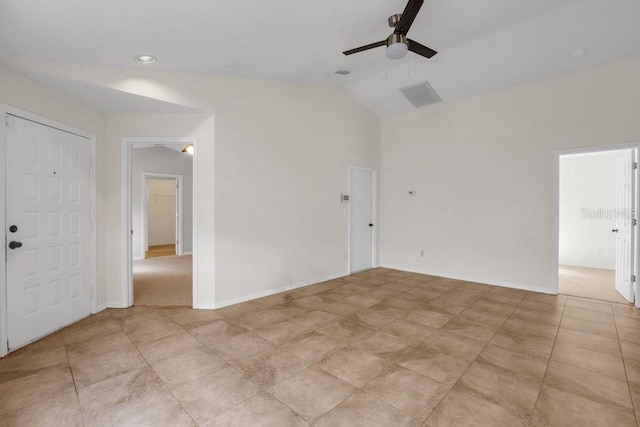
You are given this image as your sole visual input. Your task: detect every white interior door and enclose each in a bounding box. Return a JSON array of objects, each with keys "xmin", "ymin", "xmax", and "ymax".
[
  {"xmin": 6, "ymin": 115, "xmax": 91, "ymax": 350},
  {"xmin": 615, "ymin": 150, "xmax": 635, "ymax": 303},
  {"xmin": 350, "ymin": 168, "xmax": 375, "ymax": 273}
]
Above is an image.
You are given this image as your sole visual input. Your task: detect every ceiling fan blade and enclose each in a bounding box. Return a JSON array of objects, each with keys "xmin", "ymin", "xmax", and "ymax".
[
  {"xmin": 407, "ymin": 39, "xmax": 437, "ymax": 58},
  {"xmin": 395, "ymin": 0, "xmax": 424, "ymax": 35},
  {"xmin": 343, "ymin": 40, "xmax": 387, "ymax": 56}
]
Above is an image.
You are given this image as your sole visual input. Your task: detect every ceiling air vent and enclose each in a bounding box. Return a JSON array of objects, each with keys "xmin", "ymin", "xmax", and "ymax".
[{"xmin": 399, "ymin": 81, "xmax": 441, "ymax": 108}]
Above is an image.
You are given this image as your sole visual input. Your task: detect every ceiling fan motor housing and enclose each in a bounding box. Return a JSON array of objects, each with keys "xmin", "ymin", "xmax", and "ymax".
[{"xmin": 388, "ymin": 14, "xmax": 402, "ymax": 27}]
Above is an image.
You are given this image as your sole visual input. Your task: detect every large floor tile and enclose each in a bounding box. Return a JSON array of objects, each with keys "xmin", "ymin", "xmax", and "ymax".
[
  {"xmin": 78, "ymin": 366, "xmax": 195, "ymax": 426},
  {"xmin": 315, "ymin": 392, "xmax": 420, "ymax": 427},
  {"xmin": 269, "ymin": 367, "xmax": 356, "ymax": 423},
  {"xmin": 544, "ymin": 360, "xmax": 633, "ymax": 411},
  {"xmin": 150, "ymin": 346, "xmax": 227, "ymax": 388},
  {"xmin": 550, "ymin": 342, "xmax": 626, "ymax": 380},
  {"xmin": 172, "ymin": 366, "xmax": 260, "ymax": 424},
  {"xmin": 422, "ymin": 330, "xmax": 487, "ymax": 361},
  {"xmin": 531, "ymin": 385, "xmax": 636, "ymax": 426},
  {"xmin": 67, "ymin": 339, "xmax": 148, "ymax": 389},
  {"xmin": 556, "ymin": 327, "xmax": 621, "ymax": 356},
  {"xmin": 398, "ymin": 342, "xmax": 470, "ymax": 385},
  {"xmin": 136, "ymin": 331, "xmax": 203, "ymax": 363},
  {"xmin": 364, "ymin": 366, "xmax": 450, "ymax": 421},
  {"xmin": 0, "ymin": 364, "xmax": 75, "ymax": 415},
  {"xmin": 0, "ymin": 390, "xmax": 83, "ymax": 427},
  {"xmin": 202, "ymin": 392, "xmax": 308, "ymax": 427},
  {"xmin": 453, "ymin": 363, "xmax": 540, "ymax": 421},
  {"xmin": 489, "ymin": 328, "xmax": 555, "ymax": 359},
  {"xmin": 474, "ymin": 343, "xmax": 548, "ymax": 384},
  {"xmin": 317, "ymin": 319, "xmax": 374, "ymax": 343},
  {"xmin": 317, "ymin": 346, "xmax": 387, "ymax": 387},
  {"xmin": 426, "ymin": 388, "xmax": 528, "ymax": 427},
  {"xmin": 232, "ymin": 348, "xmax": 309, "ymax": 388},
  {"xmin": 281, "ymin": 332, "xmax": 346, "ymax": 363}
]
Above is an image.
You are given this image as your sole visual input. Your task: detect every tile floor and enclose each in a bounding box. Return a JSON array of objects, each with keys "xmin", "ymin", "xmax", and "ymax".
[{"xmin": 2, "ymin": 268, "xmax": 640, "ymax": 426}]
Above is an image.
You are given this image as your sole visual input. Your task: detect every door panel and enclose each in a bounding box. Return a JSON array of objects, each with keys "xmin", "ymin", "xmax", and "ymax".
[
  {"xmin": 6, "ymin": 115, "xmax": 91, "ymax": 350},
  {"xmin": 350, "ymin": 168, "xmax": 374, "ymax": 273},
  {"xmin": 615, "ymin": 150, "xmax": 635, "ymax": 303}
]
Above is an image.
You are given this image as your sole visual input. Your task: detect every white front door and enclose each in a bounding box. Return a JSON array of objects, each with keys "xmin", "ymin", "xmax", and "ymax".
[
  {"xmin": 615, "ymin": 150, "xmax": 635, "ymax": 303},
  {"xmin": 350, "ymin": 167, "xmax": 375, "ymax": 273},
  {"xmin": 6, "ymin": 114, "xmax": 91, "ymax": 350}
]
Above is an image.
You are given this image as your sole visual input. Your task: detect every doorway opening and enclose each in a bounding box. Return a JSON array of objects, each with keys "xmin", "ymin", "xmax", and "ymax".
[
  {"xmin": 142, "ymin": 173, "xmax": 183, "ymax": 259},
  {"xmin": 123, "ymin": 138, "xmax": 197, "ymax": 308},
  {"xmin": 349, "ymin": 166, "xmax": 377, "ymax": 273},
  {"xmin": 556, "ymin": 147, "xmax": 637, "ymax": 304}
]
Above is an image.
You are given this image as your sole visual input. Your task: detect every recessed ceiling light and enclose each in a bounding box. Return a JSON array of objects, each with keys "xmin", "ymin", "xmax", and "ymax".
[
  {"xmin": 335, "ymin": 70, "xmax": 351, "ymax": 75},
  {"xmin": 571, "ymin": 48, "xmax": 587, "ymax": 58},
  {"xmin": 135, "ymin": 55, "xmax": 157, "ymax": 64}
]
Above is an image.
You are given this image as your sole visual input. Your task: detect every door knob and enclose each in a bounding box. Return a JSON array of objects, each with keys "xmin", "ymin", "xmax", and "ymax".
[
  {"xmin": 369, "ymin": 223, "xmax": 374, "ymax": 227},
  {"xmin": 9, "ymin": 225, "xmax": 17, "ymax": 233},
  {"xmin": 8, "ymin": 241, "xmax": 22, "ymax": 249},
  {"xmin": 612, "ymin": 228, "xmax": 619, "ymax": 233}
]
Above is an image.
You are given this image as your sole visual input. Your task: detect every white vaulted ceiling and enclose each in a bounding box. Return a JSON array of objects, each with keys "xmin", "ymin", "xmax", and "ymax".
[{"xmin": 1, "ymin": 0, "xmax": 639, "ymax": 116}]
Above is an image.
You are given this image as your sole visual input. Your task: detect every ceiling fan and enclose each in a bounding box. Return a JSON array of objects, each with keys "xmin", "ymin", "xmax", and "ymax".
[{"xmin": 343, "ymin": 0, "xmax": 437, "ymax": 60}]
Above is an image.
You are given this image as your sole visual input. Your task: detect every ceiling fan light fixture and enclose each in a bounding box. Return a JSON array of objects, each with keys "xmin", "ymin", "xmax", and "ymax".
[
  {"xmin": 386, "ymin": 34, "xmax": 408, "ymax": 60},
  {"xmin": 182, "ymin": 144, "xmax": 194, "ymax": 155}
]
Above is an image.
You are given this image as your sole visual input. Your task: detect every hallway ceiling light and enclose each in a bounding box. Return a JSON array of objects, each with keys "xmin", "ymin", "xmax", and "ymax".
[
  {"xmin": 135, "ymin": 55, "xmax": 157, "ymax": 64},
  {"xmin": 182, "ymin": 144, "xmax": 194, "ymax": 155}
]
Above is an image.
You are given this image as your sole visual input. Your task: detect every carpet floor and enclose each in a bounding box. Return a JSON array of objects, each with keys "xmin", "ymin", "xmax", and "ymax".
[
  {"xmin": 133, "ymin": 255, "xmax": 192, "ymax": 306},
  {"xmin": 558, "ymin": 264, "xmax": 628, "ymax": 304}
]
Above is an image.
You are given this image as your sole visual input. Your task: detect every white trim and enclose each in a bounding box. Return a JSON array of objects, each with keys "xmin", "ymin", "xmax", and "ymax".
[
  {"xmin": 380, "ymin": 264, "xmax": 555, "ymax": 295},
  {"xmin": 348, "ymin": 165, "xmax": 378, "ymax": 275},
  {"xmin": 121, "ymin": 137, "xmax": 198, "ymax": 308},
  {"xmin": 141, "ymin": 172, "xmax": 183, "ymax": 256},
  {"xmin": 0, "ymin": 104, "xmax": 97, "ymax": 357},
  {"xmin": 213, "ymin": 272, "xmax": 349, "ymax": 309},
  {"xmin": 553, "ymin": 143, "xmax": 640, "ymax": 305}
]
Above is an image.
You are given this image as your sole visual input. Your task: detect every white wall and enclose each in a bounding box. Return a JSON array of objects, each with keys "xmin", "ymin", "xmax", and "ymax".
[
  {"xmin": 98, "ymin": 74, "xmax": 381, "ymax": 308},
  {"xmin": 0, "ymin": 66, "xmax": 109, "ymax": 309},
  {"xmin": 131, "ymin": 147, "xmax": 192, "ymax": 258},
  {"xmin": 104, "ymin": 113, "xmax": 214, "ymax": 307},
  {"xmin": 559, "ymin": 151, "xmax": 621, "ymax": 270},
  {"xmin": 380, "ymin": 58, "xmax": 640, "ymax": 294},
  {"xmin": 147, "ymin": 180, "xmax": 177, "ymax": 248}
]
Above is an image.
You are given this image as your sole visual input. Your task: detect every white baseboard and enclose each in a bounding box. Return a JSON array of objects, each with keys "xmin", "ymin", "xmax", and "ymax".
[
  {"xmin": 193, "ymin": 303, "xmax": 217, "ymax": 310},
  {"xmin": 212, "ymin": 271, "xmax": 349, "ymax": 309},
  {"xmin": 106, "ymin": 302, "xmax": 132, "ymax": 309},
  {"xmin": 95, "ymin": 303, "xmax": 110, "ymax": 313},
  {"xmin": 380, "ymin": 264, "xmax": 555, "ymax": 295},
  {"xmin": 132, "ymin": 256, "xmax": 144, "ymax": 261}
]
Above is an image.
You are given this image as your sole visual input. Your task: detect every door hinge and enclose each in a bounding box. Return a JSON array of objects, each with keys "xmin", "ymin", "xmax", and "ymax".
[
  {"xmin": 632, "ymin": 275, "xmax": 637, "ymax": 283},
  {"xmin": 4, "ymin": 115, "xmax": 14, "ymax": 127},
  {"xmin": 634, "ymin": 219, "xmax": 637, "ymax": 226},
  {"xmin": 633, "ymin": 162, "xmax": 638, "ymax": 170}
]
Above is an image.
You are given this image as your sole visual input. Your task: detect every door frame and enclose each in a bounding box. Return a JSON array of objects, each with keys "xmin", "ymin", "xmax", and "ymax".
[
  {"xmin": 553, "ymin": 142, "xmax": 640, "ymax": 307},
  {"xmin": 141, "ymin": 173, "xmax": 184, "ymax": 258},
  {"xmin": 0, "ymin": 104, "xmax": 97, "ymax": 357},
  {"xmin": 348, "ymin": 165, "xmax": 378, "ymax": 274},
  {"xmin": 121, "ymin": 137, "xmax": 197, "ymax": 307}
]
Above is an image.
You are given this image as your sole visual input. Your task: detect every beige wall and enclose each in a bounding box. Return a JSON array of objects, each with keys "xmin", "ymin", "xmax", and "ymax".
[{"xmin": 380, "ymin": 58, "xmax": 640, "ymax": 293}]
